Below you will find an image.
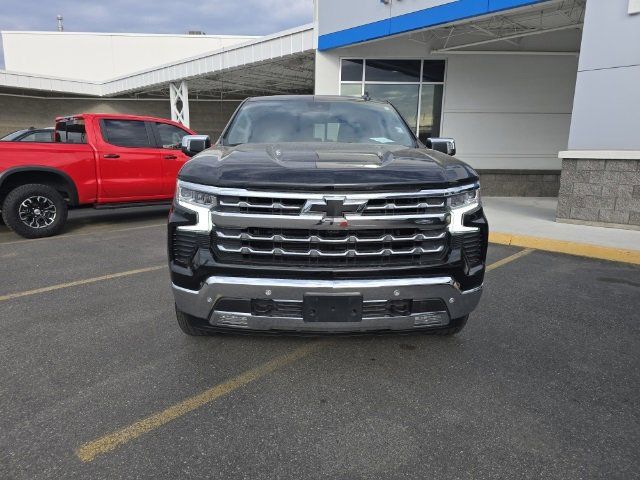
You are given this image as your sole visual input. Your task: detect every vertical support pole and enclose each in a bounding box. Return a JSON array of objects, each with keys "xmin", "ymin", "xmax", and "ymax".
[
  {"xmin": 169, "ymin": 81, "xmax": 190, "ymax": 128},
  {"xmin": 180, "ymin": 81, "xmax": 190, "ymax": 128}
]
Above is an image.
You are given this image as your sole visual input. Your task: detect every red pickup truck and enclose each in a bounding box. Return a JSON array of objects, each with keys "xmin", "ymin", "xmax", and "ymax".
[{"xmin": 0, "ymin": 113, "xmax": 195, "ymax": 238}]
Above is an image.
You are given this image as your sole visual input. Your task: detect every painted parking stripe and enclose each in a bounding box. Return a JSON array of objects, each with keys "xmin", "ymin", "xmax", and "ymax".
[
  {"xmin": 0, "ymin": 265, "xmax": 166, "ymax": 302},
  {"xmin": 76, "ymin": 341, "xmax": 328, "ymax": 462},
  {"xmin": 486, "ymin": 248, "xmax": 534, "ymax": 271},
  {"xmin": 490, "ymin": 232, "xmax": 640, "ymax": 265},
  {"xmin": 72, "ymin": 248, "xmax": 535, "ymax": 462}
]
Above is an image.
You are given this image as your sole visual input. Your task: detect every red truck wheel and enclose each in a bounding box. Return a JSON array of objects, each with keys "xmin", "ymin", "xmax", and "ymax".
[{"xmin": 2, "ymin": 184, "xmax": 68, "ymax": 239}]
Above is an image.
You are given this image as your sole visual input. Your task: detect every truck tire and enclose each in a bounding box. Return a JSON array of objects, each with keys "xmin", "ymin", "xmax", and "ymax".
[
  {"xmin": 2, "ymin": 184, "xmax": 68, "ymax": 239},
  {"xmin": 431, "ymin": 315, "xmax": 468, "ymax": 336},
  {"xmin": 175, "ymin": 304, "xmax": 211, "ymax": 336}
]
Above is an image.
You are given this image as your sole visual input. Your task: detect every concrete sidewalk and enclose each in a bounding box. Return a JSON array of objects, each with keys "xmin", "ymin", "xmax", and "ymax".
[{"xmin": 483, "ymin": 197, "xmax": 640, "ymax": 263}]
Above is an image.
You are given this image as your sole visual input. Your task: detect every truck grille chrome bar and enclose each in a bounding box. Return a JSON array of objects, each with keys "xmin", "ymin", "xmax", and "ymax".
[
  {"xmin": 218, "ymin": 197, "xmax": 305, "ymax": 215},
  {"xmin": 213, "ymin": 227, "xmax": 449, "ymax": 267},
  {"xmin": 217, "ymin": 244, "xmax": 444, "ymax": 257},
  {"xmin": 206, "ymin": 183, "xmax": 479, "ymax": 218},
  {"xmin": 215, "ymin": 229, "xmax": 447, "ymax": 243},
  {"xmin": 362, "ymin": 198, "xmax": 445, "ymax": 215}
]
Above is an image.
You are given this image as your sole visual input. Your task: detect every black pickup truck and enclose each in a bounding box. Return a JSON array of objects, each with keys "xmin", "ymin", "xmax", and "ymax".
[{"xmin": 168, "ymin": 95, "xmax": 488, "ymax": 335}]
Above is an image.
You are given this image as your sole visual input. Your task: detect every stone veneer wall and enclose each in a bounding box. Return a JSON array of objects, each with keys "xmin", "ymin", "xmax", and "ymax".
[
  {"xmin": 556, "ymin": 159, "xmax": 640, "ymax": 227},
  {"xmin": 477, "ymin": 170, "xmax": 560, "ymax": 197}
]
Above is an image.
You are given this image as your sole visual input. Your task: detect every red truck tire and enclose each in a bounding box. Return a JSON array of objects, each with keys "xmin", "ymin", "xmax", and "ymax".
[{"xmin": 2, "ymin": 183, "xmax": 68, "ymax": 238}]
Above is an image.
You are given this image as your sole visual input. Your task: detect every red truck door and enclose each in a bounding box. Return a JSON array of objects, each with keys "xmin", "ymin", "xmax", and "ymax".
[
  {"xmin": 96, "ymin": 119, "xmax": 166, "ymax": 201},
  {"xmin": 150, "ymin": 121, "xmax": 193, "ymax": 195}
]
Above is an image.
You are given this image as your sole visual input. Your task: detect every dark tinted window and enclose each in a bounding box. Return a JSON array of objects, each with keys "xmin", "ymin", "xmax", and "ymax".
[
  {"xmin": 365, "ymin": 60, "xmax": 421, "ymax": 82},
  {"xmin": 418, "ymin": 84, "xmax": 444, "ymax": 143},
  {"xmin": 156, "ymin": 123, "xmax": 189, "ymax": 147},
  {"xmin": 102, "ymin": 120, "xmax": 150, "ymax": 147},
  {"xmin": 224, "ymin": 99, "xmax": 415, "ymax": 147},
  {"xmin": 1, "ymin": 129, "xmax": 30, "ymax": 141},
  {"xmin": 341, "ymin": 59, "xmax": 363, "ymax": 81},
  {"xmin": 422, "ymin": 60, "xmax": 446, "ymax": 82},
  {"xmin": 55, "ymin": 121, "xmax": 87, "ymax": 144}
]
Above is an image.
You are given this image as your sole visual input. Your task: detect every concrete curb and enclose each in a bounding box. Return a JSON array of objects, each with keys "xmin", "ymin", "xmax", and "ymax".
[{"xmin": 489, "ymin": 232, "xmax": 640, "ymax": 265}]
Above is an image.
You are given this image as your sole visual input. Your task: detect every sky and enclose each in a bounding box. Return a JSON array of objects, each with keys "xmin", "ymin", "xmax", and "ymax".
[{"xmin": 0, "ymin": 0, "xmax": 314, "ymax": 68}]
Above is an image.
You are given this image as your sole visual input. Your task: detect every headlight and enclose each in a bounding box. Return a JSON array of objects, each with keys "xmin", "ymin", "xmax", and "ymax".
[
  {"xmin": 177, "ymin": 182, "xmax": 217, "ymax": 208},
  {"xmin": 448, "ymin": 188, "xmax": 480, "ymax": 209}
]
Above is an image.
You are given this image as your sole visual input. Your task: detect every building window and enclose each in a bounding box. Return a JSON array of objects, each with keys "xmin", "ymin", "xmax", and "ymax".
[
  {"xmin": 341, "ymin": 59, "xmax": 364, "ymax": 82},
  {"xmin": 365, "ymin": 59, "xmax": 421, "ymax": 82},
  {"xmin": 340, "ymin": 59, "xmax": 445, "ymax": 142},
  {"xmin": 364, "ymin": 84, "xmax": 420, "ymax": 132},
  {"xmin": 419, "ymin": 84, "xmax": 444, "ymax": 142}
]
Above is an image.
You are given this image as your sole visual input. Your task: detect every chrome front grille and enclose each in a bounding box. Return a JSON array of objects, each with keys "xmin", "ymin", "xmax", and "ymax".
[
  {"xmin": 216, "ymin": 229, "xmax": 447, "ymax": 244},
  {"xmin": 362, "ymin": 196, "xmax": 446, "ymax": 216},
  {"xmin": 213, "ymin": 227, "xmax": 448, "ymax": 267},
  {"xmin": 217, "ymin": 195, "xmax": 306, "ymax": 215},
  {"xmin": 175, "ymin": 182, "xmax": 481, "ymax": 269},
  {"xmin": 216, "ymin": 191, "xmax": 448, "ymax": 217}
]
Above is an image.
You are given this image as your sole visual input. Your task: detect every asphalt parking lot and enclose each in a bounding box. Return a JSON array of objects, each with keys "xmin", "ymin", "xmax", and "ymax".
[{"xmin": 0, "ymin": 207, "xmax": 638, "ymax": 480}]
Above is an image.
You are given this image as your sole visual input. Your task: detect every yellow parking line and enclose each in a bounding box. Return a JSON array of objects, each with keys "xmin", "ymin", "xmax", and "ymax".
[
  {"xmin": 0, "ymin": 222, "xmax": 165, "ymax": 247},
  {"xmin": 490, "ymin": 232, "xmax": 640, "ymax": 265},
  {"xmin": 76, "ymin": 341, "xmax": 328, "ymax": 463},
  {"xmin": 0, "ymin": 265, "xmax": 166, "ymax": 302},
  {"xmin": 486, "ymin": 248, "xmax": 535, "ymax": 272}
]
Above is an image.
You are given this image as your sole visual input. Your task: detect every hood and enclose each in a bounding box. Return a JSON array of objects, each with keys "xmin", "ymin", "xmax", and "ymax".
[{"xmin": 178, "ymin": 142, "xmax": 478, "ymax": 191}]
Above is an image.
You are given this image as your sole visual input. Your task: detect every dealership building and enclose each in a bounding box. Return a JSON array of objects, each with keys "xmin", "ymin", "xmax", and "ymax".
[{"xmin": 1, "ymin": 0, "xmax": 639, "ymax": 227}]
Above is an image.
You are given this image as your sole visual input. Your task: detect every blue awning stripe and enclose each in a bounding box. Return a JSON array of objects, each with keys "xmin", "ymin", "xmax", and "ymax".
[{"xmin": 318, "ymin": 0, "xmax": 547, "ymax": 51}]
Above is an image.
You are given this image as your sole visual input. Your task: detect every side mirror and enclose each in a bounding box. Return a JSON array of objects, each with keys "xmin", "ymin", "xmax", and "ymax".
[
  {"xmin": 181, "ymin": 135, "xmax": 211, "ymax": 157},
  {"xmin": 427, "ymin": 137, "xmax": 456, "ymax": 156}
]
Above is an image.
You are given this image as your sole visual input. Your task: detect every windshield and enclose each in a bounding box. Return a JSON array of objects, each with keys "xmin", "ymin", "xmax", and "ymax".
[
  {"xmin": 223, "ymin": 99, "xmax": 416, "ymax": 147},
  {"xmin": 0, "ymin": 129, "xmax": 29, "ymax": 141}
]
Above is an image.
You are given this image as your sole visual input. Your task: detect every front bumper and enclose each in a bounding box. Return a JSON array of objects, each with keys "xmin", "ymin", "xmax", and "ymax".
[{"xmin": 172, "ymin": 275, "xmax": 482, "ymax": 333}]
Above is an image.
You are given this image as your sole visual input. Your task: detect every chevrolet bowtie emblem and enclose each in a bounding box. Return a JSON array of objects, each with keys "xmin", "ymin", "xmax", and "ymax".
[{"xmin": 302, "ymin": 197, "xmax": 367, "ymax": 217}]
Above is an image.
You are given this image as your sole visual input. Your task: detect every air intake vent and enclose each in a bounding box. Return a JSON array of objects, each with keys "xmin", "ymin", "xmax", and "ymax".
[
  {"xmin": 171, "ymin": 230, "xmax": 210, "ymax": 267},
  {"xmin": 460, "ymin": 232, "xmax": 483, "ymax": 267}
]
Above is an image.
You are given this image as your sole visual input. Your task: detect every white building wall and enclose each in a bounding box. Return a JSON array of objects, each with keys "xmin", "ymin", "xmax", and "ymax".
[
  {"xmin": 1, "ymin": 32, "xmax": 257, "ymax": 82},
  {"xmin": 315, "ymin": 37, "xmax": 577, "ymax": 170},
  {"xmin": 444, "ymin": 54, "xmax": 577, "ymax": 170},
  {"xmin": 567, "ymin": 0, "xmax": 640, "ymax": 151}
]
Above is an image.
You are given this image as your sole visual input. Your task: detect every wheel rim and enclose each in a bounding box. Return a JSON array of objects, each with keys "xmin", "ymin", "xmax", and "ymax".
[{"xmin": 18, "ymin": 196, "xmax": 57, "ymax": 229}]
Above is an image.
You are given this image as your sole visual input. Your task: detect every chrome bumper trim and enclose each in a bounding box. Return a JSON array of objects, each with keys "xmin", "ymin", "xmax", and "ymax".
[{"xmin": 172, "ymin": 276, "xmax": 483, "ymax": 332}]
